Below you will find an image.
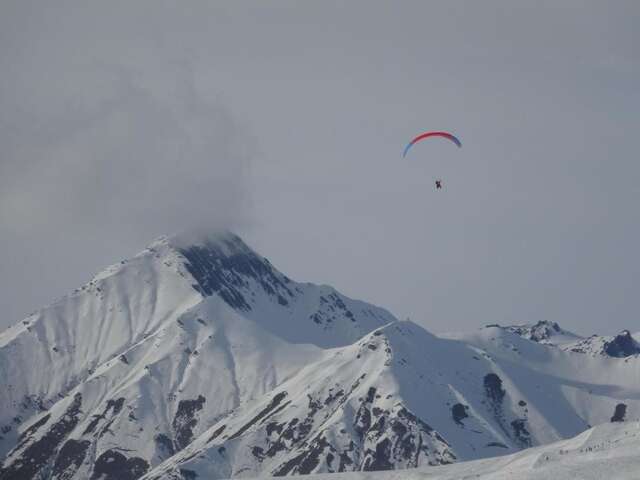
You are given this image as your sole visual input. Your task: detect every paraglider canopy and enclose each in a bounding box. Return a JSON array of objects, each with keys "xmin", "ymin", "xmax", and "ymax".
[{"xmin": 402, "ymin": 131, "xmax": 461, "ymax": 158}]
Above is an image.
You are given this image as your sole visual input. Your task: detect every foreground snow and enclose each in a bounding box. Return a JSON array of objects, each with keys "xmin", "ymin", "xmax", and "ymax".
[{"xmin": 284, "ymin": 421, "xmax": 640, "ymax": 480}]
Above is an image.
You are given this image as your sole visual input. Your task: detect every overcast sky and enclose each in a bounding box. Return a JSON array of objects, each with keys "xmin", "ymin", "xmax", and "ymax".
[{"xmin": 1, "ymin": 1, "xmax": 639, "ymax": 335}]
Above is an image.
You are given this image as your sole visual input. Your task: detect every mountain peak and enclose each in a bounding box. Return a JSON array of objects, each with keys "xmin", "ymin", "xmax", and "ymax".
[
  {"xmin": 165, "ymin": 229, "xmax": 248, "ymax": 254},
  {"xmin": 166, "ymin": 230, "xmax": 290, "ymax": 312},
  {"xmin": 603, "ymin": 330, "xmax": 640, "ymax": 358},
  {"xmin": 484, "ymin": 320, "xmax": 580, "ymax": 345}
]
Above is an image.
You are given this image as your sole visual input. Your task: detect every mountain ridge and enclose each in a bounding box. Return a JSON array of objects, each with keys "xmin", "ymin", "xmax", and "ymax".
[
  {"xmin": 479, "ymin": 321, "xmax": 640, "ymax": 358},
  {"xmin": 1, "ymin": 230, "xmax": 639, "ymax": 480}
]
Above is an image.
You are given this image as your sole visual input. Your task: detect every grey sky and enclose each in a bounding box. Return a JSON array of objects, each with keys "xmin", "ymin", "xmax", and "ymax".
[{"xmin": 1, "ymin": 1, "xmax": 639, "ymax": 335}]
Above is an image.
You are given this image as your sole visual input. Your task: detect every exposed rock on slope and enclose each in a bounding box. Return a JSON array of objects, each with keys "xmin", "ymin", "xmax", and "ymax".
[{"xmin": 2, "ymin": 232, "xmax": 640, "ymax": 480}]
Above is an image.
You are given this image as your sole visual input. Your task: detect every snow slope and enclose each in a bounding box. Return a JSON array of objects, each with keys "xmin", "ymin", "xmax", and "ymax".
[
  {"xmin": 277, "ymin": 421, "xmax": 640, "ymax": 480},
  {"xmin": 0, "ymin": 232, "xmax": 395, "ymax": 479},
  {"xmin": 145, "ymin": 323, "xmax": 640, "ymax": 479},
  {"xmin": 1, "ymin": 231, "xmax": 639, "ymax": 480}
]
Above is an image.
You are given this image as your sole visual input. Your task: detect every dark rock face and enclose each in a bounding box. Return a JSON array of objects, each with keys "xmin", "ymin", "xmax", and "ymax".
[
  {"xmin": 273, "ymin": 435, "xmax": 337, "ymax": 476},
  {"xmin": 604, "ymin": 331, "xmax": 640, "ymax": 358},
  {"xmin": 611, "ymin": 403, "xmax": 627, "ymax": 422},
  {"xmin": 482, "ymin": 373, "xmax": 530, "ymax": 448},
  {"xmin": 228, "ymin": 391, "xmax": 289, "ymax": 441},
  {"xmin": 363, "ymin": 438, "xmax": 393, "ymax": 471},
  {"xmin": 1, "ymin": 395, "xmax": 51, "ymax": 456},
  {"xmin": 194, "ymin": 375, "xmax": 454, "ymax": 478},
  {"xmin": 178, "ymin": 235, "xmax": 293, "ymax": 311},
  {"xmin": 83, "ymin": 397, "xmax": 125, "ymax": 436},
  {"xmin": 568, "ymin": 330, "xmax": 640, "ymax": 357},
  {"xmin": 257, "ymin": 389, "xmax": 343, "ymax": 468},
  {"xmin": 155, "ymin": 433, "xmax": 176, "ymax": 459},
  {"xmin": 308, "ymin": 293, "xmax": 359, "ymax": 327},
  {"xmin": 0, "ymin": 393, "xmax": 83, "ymax": 480},
  {"xmin": 451, "ymin": 404, "xmax": 468, "ymax": 425},
  {"xmin": 270, "ymin": 402, "xmax": 451, "ymax": 476},
  {"xmin": 262, "ymin": 383, "xmax": 454, "ymax": 476},
  {"xmin": 484, "ymin": 374, "xmax": 505, "ymax": 405},
  {"xmin": 90, "ymin": 450, "xmax": 149, "ymax": 480},
  {"xmin": 179, "ymin": 236, "xmax": 368, "ymax": 333},
  {"xmin": 173, "ymin": 395, "xmax": 206, "ymax": 450},
  {"xmin": 15, "ymin": 413, "xmax": 50, "ymax": 450},
  {"xmin": 503, "ymin": 321, "xmax": 562, "ymax": 343},
  {"xmin": 207, "ymin": 425, "xmax": 226, "ymax": 443},
  {"xmin": 52, "ymin": 439, "xmax": 91, "ymax": 479},
  {"xmin": 510, "ymin": 419, "xmax": 531, "ymax": 448},
  {"xmin": 180, "ymin": 469, "xmax": 198, "ymax": 480}
]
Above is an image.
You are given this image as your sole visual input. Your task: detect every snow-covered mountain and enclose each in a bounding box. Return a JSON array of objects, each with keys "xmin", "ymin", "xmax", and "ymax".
[
  {"xmin": 1, "ymin": 231, "xmax": 639, "ymax": 480},
  {"xmin": 486, "ymin": 321, "xmax": 640, "ymax": 358},
  {"xmin": 489, "ymin": 321, "xmax": 581, "ymax": 345},
  {"xmin": 0, "ymin": 232, "xmax": 394, "ymax": 480},
  {"xmin": 561, "ymin": 330, "xmax": 640, "ymax": 358},
  {"xmin": 150, "ymin": 322, "xmax": 640, "ymax": 479}
]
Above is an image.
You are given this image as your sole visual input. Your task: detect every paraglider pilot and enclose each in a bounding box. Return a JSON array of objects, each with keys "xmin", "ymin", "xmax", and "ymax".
[{"xmin": 435, "ymin": 180, "xmax": 443, "ymax": 190}]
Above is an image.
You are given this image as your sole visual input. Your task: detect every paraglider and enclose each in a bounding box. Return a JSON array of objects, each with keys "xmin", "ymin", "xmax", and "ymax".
[
  {"xmin": 402, "ymin": 131, "xmax": 461, "ymax": 190},
  {"xmin": 402, "ymin": 131, "xmax": 461, "ymax": 158}
]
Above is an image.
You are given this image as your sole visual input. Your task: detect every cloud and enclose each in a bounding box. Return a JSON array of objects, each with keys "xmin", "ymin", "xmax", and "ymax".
[
  {"xmin": 0, "ymin": 4, "xmax": 255, "ymax": 325},
  {"xmin": 1, "ymin": 66, "xmax": 252, "ymax": 241},
  {"xmin": 1, "ymin": 1, "xmax": 638, "ymax": 335}
]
